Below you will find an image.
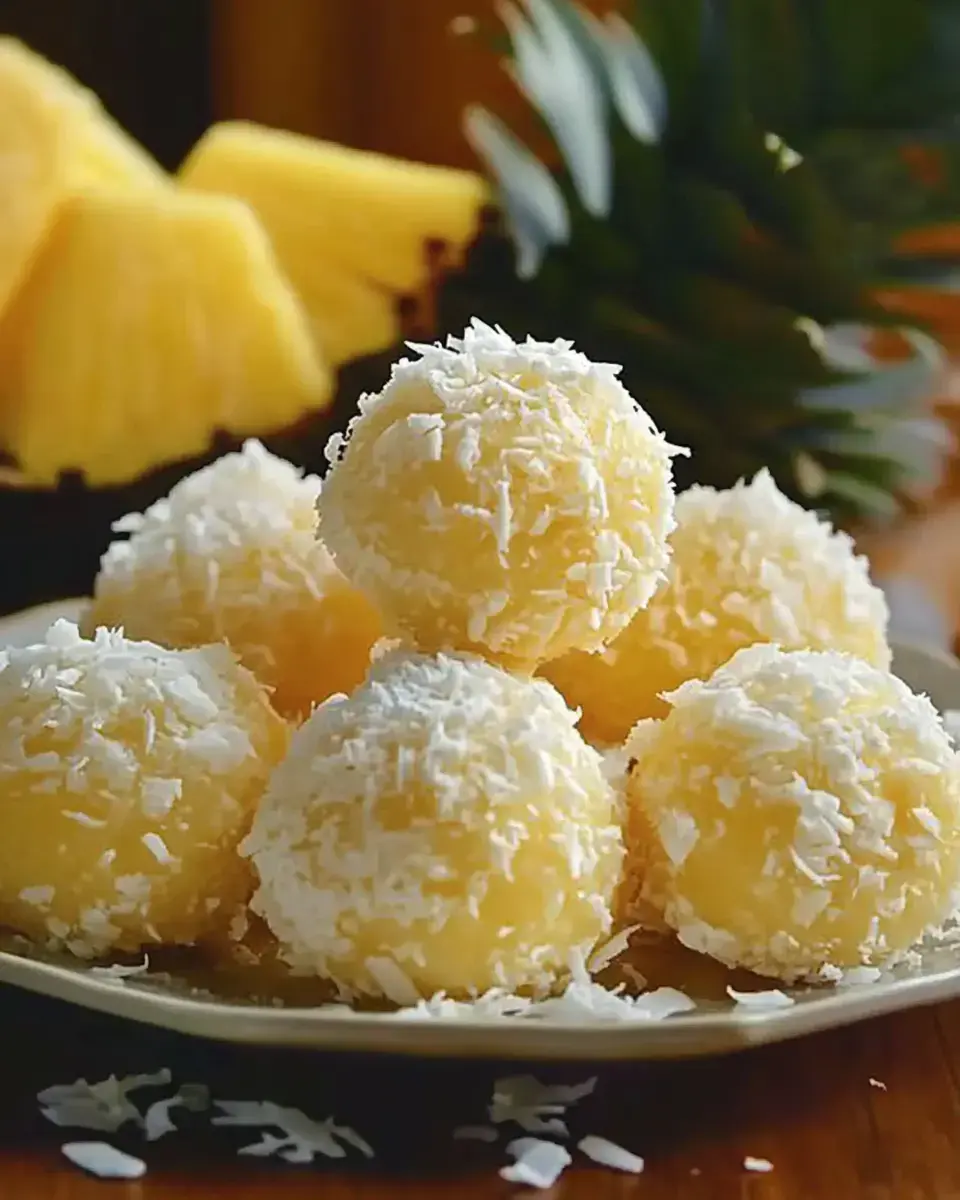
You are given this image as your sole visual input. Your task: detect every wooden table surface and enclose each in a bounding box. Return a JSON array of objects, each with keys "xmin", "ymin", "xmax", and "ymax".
[{"xmin": 4, "ymin": 983, "xmax": 960, "ymax": 1199}]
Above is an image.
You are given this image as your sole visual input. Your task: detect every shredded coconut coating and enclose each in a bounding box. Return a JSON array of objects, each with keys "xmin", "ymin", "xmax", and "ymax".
[
  {"xmin": 543, "ymin": 469, "xmax": 891, "ymax": 744},
  {"xmin": 243, "ymin": 649, "xmax": 623, "ymax": 1001},
  {"xmin": 85, "ymin": 440, "xmax": 383, "ymax": 719},
  {"xmin": 317, "ymin": 320, "xmax": 683, "ymax": 670},
  {"xmin": 623, "ymin": 645, "xmax": 960, "ymax": 982},
  {"xmin": 0, "ymin": 620, "xmax": 287, "ymax": 957}
]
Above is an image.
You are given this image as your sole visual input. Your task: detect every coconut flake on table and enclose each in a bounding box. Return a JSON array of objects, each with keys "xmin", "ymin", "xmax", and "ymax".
[
  {"xmin": 744, "ymin": 1155, "xmax": 775, "ymax": 1173},
  {"xmin": 144, "ymin": 1084, "xmax": 210, "ymax": 1141},
  {"xmin": 578, "ymin": 1134, "xmax": 645, "ymax": 1174},
  {"xmin": 726, "ymin": 986, "xmax": 795, "ymax": 1010},
  {"xmin": 212, "ymin": 1100, "xmax": 373, "ymax": 1162},
  {"xmin": 500, "ymin": 1138, "xmax": 572, "ymax": 1189},
  {"xmin": 869, "ymin": 1078, "xmax": 887, "ymax": 1090},
  {"xmin": 490, "ymin": 1075, "xmax": 596, "ymax": 1137},
  {"xmin": 60, "ymin": 1142, "xmax": 147, "ymax": 1179},
  {"xmin": 38, "ymin": 1069, "xmax": 172, "ymax": 1132}
]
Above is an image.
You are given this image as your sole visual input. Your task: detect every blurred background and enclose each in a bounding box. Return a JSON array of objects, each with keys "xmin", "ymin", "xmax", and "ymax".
[{"xmin": 2, "ymin": 0, "xmax": 960, "ymax": 650}]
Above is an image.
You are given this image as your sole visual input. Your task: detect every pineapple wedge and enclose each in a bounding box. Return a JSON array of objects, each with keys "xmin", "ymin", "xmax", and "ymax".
[
  {"xmin": 0, "ymin": 38, "xmax": 165, "ymax": 315},
  {"xmin": 306, "ymin": 264, "xmax": 400, "ymax": 368},
  {"xmin": 0, "ymin": 187, "xmax": 330, "ymax": 487},
  {"xmin": 179, "ymin": 121, "xmax": 488, "ymax": 299}
]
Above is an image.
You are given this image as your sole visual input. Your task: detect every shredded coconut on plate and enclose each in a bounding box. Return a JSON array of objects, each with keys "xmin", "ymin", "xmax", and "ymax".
[
  {"xmin": 60, "ymin": 1142, "xmax": 147, "ymax": 1180},
  {"xmin": 88, "ymin": 956, "xmax": 151, "ymax": 981},
  {"xmin": 388, "ymin": 947, "xmax": 697, "ymax": 1023},
  {"xmin": 500, "ymin": 1138, "xmax": 572, "ymax": 1189},
  {"xmin": 836, "ymin": 966, "xmax": 883, "ymax": 987},
  {"xmin": 726, "ymin": 986, "xmax": 795, "ymax": 1010},
  {"xmin": 587, "ymin": 924, "xmax": 640, "ymax": 973}
]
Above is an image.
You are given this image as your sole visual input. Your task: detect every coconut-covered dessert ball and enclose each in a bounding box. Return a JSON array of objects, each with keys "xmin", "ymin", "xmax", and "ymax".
[
  {"xmin": 243, "ymin": 649, "xmax": 623, "ymax": 1001},
  {"xmin": 544, "ymin": 469, "xmax": 891, "ymax": 744},
  {"xmin": 85, "ymin": 439, "xmax": 383, "ymax": 720},
  {"xmin": 317, "ymin": 319, "xmax": 682, "ymax": 671},
  {"xmin": 0, "ymin": 620, "xmax": 288, "ymax": 957},
  {"xmin": 623, "ymin": 644, "xmax": 960, "ymax": 982}
]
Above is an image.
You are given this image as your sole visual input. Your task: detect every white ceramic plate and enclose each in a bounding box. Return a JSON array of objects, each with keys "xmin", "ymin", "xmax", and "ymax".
[{"xmin": 1, "ymin": 598, "xmax": 959, "ymax": 1061}]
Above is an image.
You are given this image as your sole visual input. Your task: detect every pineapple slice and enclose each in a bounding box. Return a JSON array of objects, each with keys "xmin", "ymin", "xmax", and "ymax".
[
  {"xmin": 0, "ymin": 186, "xmax": 330, "ymax": 486},
  {"xmin": 295, "ymin": 260, "xmax": 399, "ymax": 367},
  {"xmin": 179, "ymin": 121, "xmax": 488, "ymax": 298},
  {"xmin": 0, "ymin": 38, "xmax": 165, "ymax": 315}
]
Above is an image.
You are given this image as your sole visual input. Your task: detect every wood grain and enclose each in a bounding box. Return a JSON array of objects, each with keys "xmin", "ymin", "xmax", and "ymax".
[
  {"xmin": 208, "ymin": 0, "xmax": 621, "ymax": 168},
  {"xmin": 3, "ymin": 984, "xmax": 960, "ymax": 1198}
]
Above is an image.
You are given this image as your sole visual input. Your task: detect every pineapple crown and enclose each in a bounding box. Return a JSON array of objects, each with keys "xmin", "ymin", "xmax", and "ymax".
[{"xmin": 444, "ymin": 0, "xmax": 960, "ymax": 525}]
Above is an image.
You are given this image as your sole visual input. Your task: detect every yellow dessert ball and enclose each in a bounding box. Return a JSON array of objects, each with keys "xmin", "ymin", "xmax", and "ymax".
[
  {"xmin": 317, "ymin": 319, "xmax": 683, "ymax": 670},
  {"xmin": 242, "ymin": 649, "xmax": 624, "ymax": 1002},
  {"xmin": 543, "ymin": 468, "xmax": 891, "ymax": 744},
  {"xmin": 623, "ymin": 644, "xmax": 960, "ymax": 982},
  {"xmin": 0, "ymin": 620, "xmax": 288, "ymax": 957},
  {"xmin": 85, "ymin": 439, "xmax": 383, "ymax": 720}
]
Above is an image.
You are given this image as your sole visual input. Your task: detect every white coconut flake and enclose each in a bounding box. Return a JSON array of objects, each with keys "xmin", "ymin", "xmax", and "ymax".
[
  {"xmin": 19, "ymin": 885, "xmax": 54, "ymax": 906},
  {"xmin": 141, "ymin": 832, "xmax": 177, "ymax": 866},
  {"xmin": 365, "ymin": 956, "xmax": 422, "ymax": 1006},
  {"xmin": 869, "ymin": 1077, "xmax": 887, "ymax": 1090},
  {"xmin": 837, "ymin": 966, "xmax": 882, "ymax": 987},
  {"xmin": 490, "ymin": 1075, "xmax": 596, "ymax": 1136},
  {"xmin": 744, "ymin": 1155, "xmax": 775, "ymax": 1173},
  {"xmin": 61, "ymin": 1142, "xmax": 147, "ymax": 1180},
  {"xmin": 89, "ymin": 956, "xmax": 150, "ymax": 981},
  {"xmin": 726, "ymin": 986, "xmax": 795, "ymax": 1010},
  {"xmin": 578, "ymin": 1134, "xmax": 645, "ymax": 1174},
  {"xmin": 38, "ymin": 1070, "xmax": 171, "ymax": 1133},
  {"xmin": 62, "ymin": 811, "xmax": 107, "ymax": 829},
  {"xmin": 500, "ymin": 1138, "xmax": 572, "ymax": 1189},
  {"xmin": 144, "ymin": 1084, "xmax": 210, "ymax": 1141},
  {"xmin": 212, "ymin": 1100, "xmax": 374, "ymax": 1163},
  {"xmin": 587, "ymin": 924, "xmax": 639, "ymax": 973}
]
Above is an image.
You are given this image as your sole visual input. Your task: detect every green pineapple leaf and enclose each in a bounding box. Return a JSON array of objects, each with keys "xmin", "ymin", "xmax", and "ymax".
[{"xmin": 438, "ymin": 0, "xmax": 960, "ymax": 523}]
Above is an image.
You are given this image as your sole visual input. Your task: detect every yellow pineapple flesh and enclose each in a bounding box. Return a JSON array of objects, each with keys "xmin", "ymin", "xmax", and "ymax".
[
  {"xmin": 0, "ymin": 187, "xmax": 330, "ymax": 486},
  {"xmin": 301, "ymin": 262, "xmax": 399, "ymax": 367},
  {"xmin": 0, "ymin": 38, "xmax": 165, "ymax": 316},
  {"xmin": 179, "ymin": 120, "xmax": 488, "ymax": 298}
]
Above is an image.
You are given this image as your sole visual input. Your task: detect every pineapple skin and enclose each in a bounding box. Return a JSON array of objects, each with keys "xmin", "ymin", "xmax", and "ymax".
[
  {"xmin": 0, "ymin": 186, "xmax": 331, "ymax": 486},
  {"xmin": 0, "ymin": 38, "xmax": 165, "ymax": 318}
]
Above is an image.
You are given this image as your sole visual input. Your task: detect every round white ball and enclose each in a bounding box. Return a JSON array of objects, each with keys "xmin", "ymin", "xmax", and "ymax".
[{"xmin": 243, "ymin": 649, "xmax": 624, "ymax": 1001}]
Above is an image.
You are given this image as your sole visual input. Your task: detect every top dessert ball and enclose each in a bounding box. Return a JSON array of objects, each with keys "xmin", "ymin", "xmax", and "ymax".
[
  {"xmin": 317, "ymin": 320, "xmax": 683, "ymax": 670},
  {"xmin": 544, "ymin": 468, "xmax": 891, "ymax": 742}
]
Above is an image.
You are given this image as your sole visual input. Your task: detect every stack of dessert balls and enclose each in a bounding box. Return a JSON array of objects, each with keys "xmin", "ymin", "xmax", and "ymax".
[{"xmin": 1, "ymin": 317, "xmax": 959, "ymax": 1004}]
